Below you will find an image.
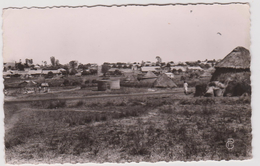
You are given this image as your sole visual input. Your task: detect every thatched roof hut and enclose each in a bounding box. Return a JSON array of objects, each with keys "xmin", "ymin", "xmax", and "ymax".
[
  {"xmin": 214, "ymin": 46, "xmax": 250, "ymax": 69},
  {"xmin": 19, "ymin": 81, "xmax": 37, "ymax": 88},
  {"xmin": 142, "ymin": 71, "xmax": 157, "ymax": 79},
  {"xmin": 153, "ymin": 73, "xmax": 177, "ymax": 88},
  {"xmin": 211, "ymin": 46, "xmax": 251, "ymax": 83},
  {"xmin": 125, "ymin": 75, "xmax": 138, "ymax": 82}
]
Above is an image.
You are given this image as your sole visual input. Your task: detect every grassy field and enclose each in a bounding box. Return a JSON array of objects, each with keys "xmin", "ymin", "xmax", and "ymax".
[{"xmin": 4, "ymin": 93, "xmax": 252, "ymax": 164}]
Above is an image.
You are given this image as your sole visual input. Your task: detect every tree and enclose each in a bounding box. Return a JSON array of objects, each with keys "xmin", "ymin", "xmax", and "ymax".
[
  {"xmin": 82, "ymin": 69, "xmax": 90, "ymax": 75},
  {"xmin": 46, "ymin": 71, "xmax": 54, "ymax": 78},
  {"xmin": 205, "ymin": 64, "xmax": 211, "ymax": 69},
  {"xmin": 25, "ymin": 59, "xmax": 33, "ymax": 66},
  {"xmin": 69, "ymin": 68, "xmax": 77, "ymax": 75},
  {"xmin": 90, "ymin": 69, "xmax": 97, "ymax": 75},
  {"xmin": 172, "ymin": 69, "xmax": 177, "ymax": 73},
  {"xmin": 114, "ymin": 69, "xmax": 122, "ymax": 76},
  {"xmin": 166, "ymin": 63, "xmax": 171, "ymax": 68},
  {"xmin": 178, "ymin": 69, "xmax": 183, "ymax": 73},
  {"xmin": 69, "ymin": 61, "xmax": 78, "ymax": 69},
  {"xmin": 101, "ymin": 63, "xmax": 110, "ymax": 76},
  {"xmin": 141, "ymin": 61, "xmax": 145, "ymax": 67},
  {"xmin": 17, "ymin": 62, "xmax": 24, "ymax": 71},
  {"xmin": 50, "ymin": 56, "xmax": 56, "ymax": 66},
  {"xmin": 156, "ymin": 56, "xmax": 162, "ymax": 65},
  {"xmin": 55, "ymin": 59, "xmax": 60, "ymax": 66}
]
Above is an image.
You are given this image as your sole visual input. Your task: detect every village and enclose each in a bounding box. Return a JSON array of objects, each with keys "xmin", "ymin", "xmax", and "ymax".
[
  {"xmin": 3, "ymin": 52, "xmax": 219, "ymax": 95},
  {"xmin": 3, "ymin": 46, "xmax": 250, "ymax": 98}
]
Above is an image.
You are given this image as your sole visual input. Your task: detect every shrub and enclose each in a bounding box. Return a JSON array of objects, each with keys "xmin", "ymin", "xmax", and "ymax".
[
  {"xmin": 45, "ymin": 71, "xmax": 54, "ymax": 78},
  {"xmin": 47, "ymin": 100, "xmax": 66, "ymax": 109},
  {"xmin": 81, "ymin": 84, "xmax": 87, "ymax": 89},
  {"xmin": 104, "ymin": 101, "xmax": 115, "ymax": 107},
  {"xmin": 75, "ymin": 100, "xmax": 84, "ymax": 107},
  {"xmin": 82, "ymin": 70, "xmax": 90, "ymax": 75},
  {"xmin": 63, "ymin": 79, "xmax": 70, "ymax": 86}
]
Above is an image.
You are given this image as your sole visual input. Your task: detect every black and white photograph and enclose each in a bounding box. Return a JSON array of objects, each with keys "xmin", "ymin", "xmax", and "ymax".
[{"xmin": 1, "ymin": 1, "xmax": 257, "ymax": 164}]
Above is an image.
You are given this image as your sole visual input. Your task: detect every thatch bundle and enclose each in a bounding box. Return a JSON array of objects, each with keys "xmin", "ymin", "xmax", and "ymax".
[{"xmin": 153, "ymin": 73, "xmax": 177, "ymax": 88}]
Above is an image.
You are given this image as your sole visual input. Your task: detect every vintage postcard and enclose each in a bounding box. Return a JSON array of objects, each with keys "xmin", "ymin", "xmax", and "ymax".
[{"xmin": 2, "ymin": 3, "xmax": 252, "ymax": 164}]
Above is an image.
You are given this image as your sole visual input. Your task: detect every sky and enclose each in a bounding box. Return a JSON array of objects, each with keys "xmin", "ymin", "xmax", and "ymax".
[{"xmin": 2, "ymin": 4, "xmax": 250, "ymax": 65}]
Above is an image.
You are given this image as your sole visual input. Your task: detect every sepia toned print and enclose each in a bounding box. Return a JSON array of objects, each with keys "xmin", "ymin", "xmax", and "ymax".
[{"xmin": 3, "ymin": 3, "xmax": 251, "ymax": 164}]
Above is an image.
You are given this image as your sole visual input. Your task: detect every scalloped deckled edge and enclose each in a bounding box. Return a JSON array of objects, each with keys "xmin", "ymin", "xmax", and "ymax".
[{"xmin": 3, "ymin": 2, "xmax": 249, "ymax": 10}]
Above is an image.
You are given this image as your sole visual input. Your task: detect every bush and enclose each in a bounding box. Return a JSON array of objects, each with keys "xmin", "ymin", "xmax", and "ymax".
[
  {"xmin": 82, "ymin": 70, "xmax": 90, "ymax": 75},
  {"xmin": 70, "ymin": 69, "xmax": 78, "ymax": 75},
  {"xmin": 45, "ymin": 71, "xmax": 54, "ymax": 78},
  {"xmin": 75, "ymin": 100, "xmax": 84, "ymax": 107},
  {"xmin": 31, "ymin": 100, "xmax": 66, "ymax": 109},
  {"xmin": 47, "ymin": 100, "xmax": 66, "ymax": 109},
  {"xmin": 63, "ymin": 79, "xmax": 70, "ymax": 86}
]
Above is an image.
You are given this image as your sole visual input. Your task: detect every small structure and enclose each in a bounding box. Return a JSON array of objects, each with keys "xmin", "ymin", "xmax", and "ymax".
[
  {"xmin": 141, "ymin": 66, "xmax": 161, "ymax": 72},
  {"xmin": 170, "ymin": 66, "xmax": 187, "ymax": 72},
  {"xmin": 187, "ymin": 66, "xmax": 204, "ymax": 71},
  {"xmin": 97, "ymin": 80, "xmax": 110, "ymax": 91},
  {"xmin": 164, "ymin": 72, "xmax": 174, "ymax": 78},
  {"xmin": 109, "ymin": 79, "xmax": 120, "ymax": 90},
  {"xmin": 153, "ymin": 73, "xmax": 177, "ymax": 88}
]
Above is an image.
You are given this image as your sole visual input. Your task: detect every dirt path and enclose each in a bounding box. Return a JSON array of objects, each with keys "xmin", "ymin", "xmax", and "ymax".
[{"xmin": 4, "ymin": 90, "xmax": 189, "ymax": 103}]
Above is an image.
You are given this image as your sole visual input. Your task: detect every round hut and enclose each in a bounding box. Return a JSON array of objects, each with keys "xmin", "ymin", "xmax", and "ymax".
[
  {"xmin": 153, "ymin": 73, "xmax": 177, "ymax": 88},
  {"xmin": 210, "ymin": 46, "xmax": 251, "ymax": 96},
  {"xmin": 139, "ymin": 71, "xmax": 157, "ymax": 86}
]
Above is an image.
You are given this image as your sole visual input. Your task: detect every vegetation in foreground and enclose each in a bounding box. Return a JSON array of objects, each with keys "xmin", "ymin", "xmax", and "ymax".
[{"xmin": 4, "ymin": 95, "xmax": 252, "ymax": 163}]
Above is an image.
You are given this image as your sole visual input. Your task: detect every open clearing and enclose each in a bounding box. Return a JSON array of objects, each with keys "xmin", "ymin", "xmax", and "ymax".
[{"xmin": 4, "ymin": 91, "xmax": 252, "ymax": 164}]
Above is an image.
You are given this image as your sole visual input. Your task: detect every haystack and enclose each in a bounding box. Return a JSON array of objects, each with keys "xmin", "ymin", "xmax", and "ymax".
[{"xmin": 153, "ymin": 73, "xmax": 177, "ymax": 88}]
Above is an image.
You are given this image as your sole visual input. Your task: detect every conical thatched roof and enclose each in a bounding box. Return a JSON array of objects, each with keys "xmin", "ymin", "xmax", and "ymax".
[
  {"xmin": 153, "ymin": 73, "xmax": 177, "ymax": 88},
  {"xmin": 125, "ymin": 75, "xmax": 138, "ymax": 82},
  {"xmin": 19, "ymin": 81, "xmax": 37, "ymax": 87},
  {"xmin": 142, "ymin": 71, "xmax": 157, "ymax": 79},
  {"xmin": 215, "ymin": 47, "xmax": 250, "ymax": 69}
]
